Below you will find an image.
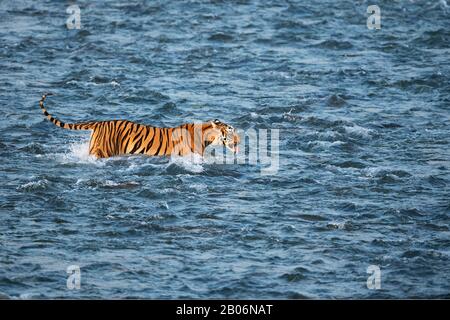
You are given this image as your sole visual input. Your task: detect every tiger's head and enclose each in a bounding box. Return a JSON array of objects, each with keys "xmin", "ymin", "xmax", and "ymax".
[{"xmin": 206, "ymin": 119, "xmax": 240, "ymax": 153}]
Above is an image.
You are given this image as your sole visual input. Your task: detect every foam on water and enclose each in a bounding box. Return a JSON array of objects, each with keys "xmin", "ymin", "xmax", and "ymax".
[
  {"xmin": 75, "ymin": 178, "xmax": 140, "ymax": 189},
  {"xmin": 343, "ymin": 125, "xmax": 373, "ymax": 138},
  {"xmin": 16, "ymin": 179, "xmax": 49, "ymax": 192},
  {"xmin": 1, "ymin": 0, "xmax": 449, "ymax": 299},
  {"xmin": 50, "ymin": 139, "xmax": 104, "ymax": 166},
  {"xmin": 54, "ymin": 140, "xmax": 208, "ymax": 173},
  {"xmin": 168, "ymin": 153, "xmax": 205, "ymax": 173},
  {"xmin": 309, "ymin": 140, "xmax": 345, "ymax": 149}
]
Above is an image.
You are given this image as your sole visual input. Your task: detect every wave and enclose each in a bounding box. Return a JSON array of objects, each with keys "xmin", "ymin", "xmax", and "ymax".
[
  {"xmin": 44, "ymin": 138, "xmax": 215, "ymax": 174},
  {"xmin": 326, "ymin": 94, "xmax": 347, "ymax": 107},
  {"xmin": 363, "ymin": 167, "xmax": 412, "ymax": 179},
  {"xmin": 75, "ymin": 178, "xmax": 140, "ymax": 189},
  {"xmin": 326, "ymin": 220, "xmax": 356, "ymax": 231},
  {"xmin": 307, "ymin": 140, "xmax": 345, "ymax": 150},
  {"xmin": 313, "ymin": 40, "xmax": 353, "ymax": 50},
  {"xmin": 343, "ymin": 125, "xmax": 373, "ymax": 139},
  {"xmin": 18, "ymin": 142, "xmax": 45, "ymax": 155},
  {"xmin": 16, "ymin": 179, "xmax": 49, "ymax": 192},
  {"xmin": 48, "ymin": 139, "xmax": 104, "ymax": 166},
  {"xmin": 166, "ymin": 153, "xmax": 205, "ymax": 174}
]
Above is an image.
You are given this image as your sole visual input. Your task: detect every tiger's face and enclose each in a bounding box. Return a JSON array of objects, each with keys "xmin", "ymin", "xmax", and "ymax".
[{"xmin": 208, "ymin": 119, "xmax": 240, "ymax": 153}]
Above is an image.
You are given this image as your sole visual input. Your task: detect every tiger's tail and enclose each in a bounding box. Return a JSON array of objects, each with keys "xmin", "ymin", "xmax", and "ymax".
[{"xmin": 39, "ymin": 93, "xmax": 95, "ymax": 130}]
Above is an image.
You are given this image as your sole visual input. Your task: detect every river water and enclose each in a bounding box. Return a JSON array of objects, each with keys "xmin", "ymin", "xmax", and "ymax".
[{"xmin": 0, "ymin": 0, "xmax": 449, "ymax": 298}]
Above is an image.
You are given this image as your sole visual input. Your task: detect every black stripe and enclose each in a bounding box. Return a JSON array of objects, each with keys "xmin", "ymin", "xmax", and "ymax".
[
  {"xmin": 116, "ymin": 121, "xmax": 127, "ymax": 138},
  {"xmin": 144, "ymin": 128, "xmax": 156, "ymax": 153},
  {"xmin": 130, "ymin": 135, "xmax": 143, "ymax": 154},
  {"xmin": 146, "ymin": 129, "xmax": 159, "ymax": 154},
  {"xmin": 122, "ymin": 123, "xmax": 137, "ymax": 153},
  {"xmin": 123, "ymin": 134, "xmax": 132, "ymax": 153},
  {"xmin": 154, "ymin": 129, "xmax": 165, "ymax": 155},
  {"xmin": 160, "ymin": 128, "xmax": 169, "ymax": 155},
  {"xmin": 159, "ymin": 129, "xmax": 167, "ymax": 155},
  {"xmin": 127, "ymin": 125, "xmax": 141, "ymax": 153},
  {"xmin": 138, "ymin": 127, "xmax": 150, "ymax": 154},
  {"xmin": 106, "ymin": 121, "xmax": 115, "ymax": 152}
]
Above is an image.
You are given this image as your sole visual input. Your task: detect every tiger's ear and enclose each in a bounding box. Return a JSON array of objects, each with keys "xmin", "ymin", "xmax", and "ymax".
[{"xmin": 211, "ymin": 119, "xmax": 221, "ymax": 127}]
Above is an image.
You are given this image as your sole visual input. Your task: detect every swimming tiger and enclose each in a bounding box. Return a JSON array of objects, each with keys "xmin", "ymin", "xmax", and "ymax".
[{"xmin": 39, "ymin": 93, "xmax": 240, "ymax": 158}]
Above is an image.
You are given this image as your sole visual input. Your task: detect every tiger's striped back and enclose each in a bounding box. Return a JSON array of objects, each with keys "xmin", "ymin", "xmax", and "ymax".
[
  {"xmin": 87, "ymin": 120, "xmax": 211, "ymax": 158},
  {"xmin": 39, "ymin": 93, "xmax": 217, "ymax": 158}
]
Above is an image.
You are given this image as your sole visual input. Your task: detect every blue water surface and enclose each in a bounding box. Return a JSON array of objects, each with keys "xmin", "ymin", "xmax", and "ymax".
[{"xmin": 0, "ymin": 0, "xmax": 449, "ymax": 298}]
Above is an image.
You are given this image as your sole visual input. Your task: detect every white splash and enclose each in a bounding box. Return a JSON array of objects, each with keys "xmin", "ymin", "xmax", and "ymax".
[
  {"xmin": 168, "ymin": 153, "xmax": 204, "ymax": 173},
  {"xmin": 189, "ymin": 183, "xmax": 208, "ymax": 192},
  {"xmin": 343, "ymin": 125, "xmax": 373, "ymax": 138},
  {"xmin": 17, "ymin": 179, "xmax": 49, "ymax": 191},
  {"xmin": 327, "ymin": 221, "xmax": 348, "ymax": 230},
  {"xmin": 51, "ymin": 139, "xmax": 103, "ymax": 166}
]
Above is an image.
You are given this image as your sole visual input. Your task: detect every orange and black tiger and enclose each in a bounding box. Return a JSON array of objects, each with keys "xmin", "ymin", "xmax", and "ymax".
[{"xmin": 39, "ymin": 93, "xmax": 240, "ymax": 159}]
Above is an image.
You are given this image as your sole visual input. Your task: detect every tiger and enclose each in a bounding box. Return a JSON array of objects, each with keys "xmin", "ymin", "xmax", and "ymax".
[{"xmin": 39, "ymin": 93, "xmax": 240, "ymax": 159}]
